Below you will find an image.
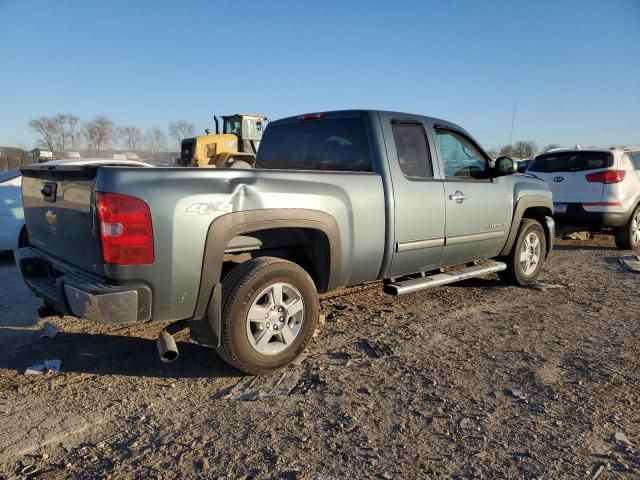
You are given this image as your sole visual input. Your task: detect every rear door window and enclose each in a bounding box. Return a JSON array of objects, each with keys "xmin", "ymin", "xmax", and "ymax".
[
  {"xmin": 630, "ymin": 152, "xmax": 640, "ymax": 170},
  {"xmin": 529, "ymin": 151, "xmax": 614, "ymax": 173},
  {"xmin": 392, "ymin": 123, "xmax": 433, "ymax": 178},
  {"xmin": 256, "ymin": 118, "xmax": 372, "ymax": 171}
]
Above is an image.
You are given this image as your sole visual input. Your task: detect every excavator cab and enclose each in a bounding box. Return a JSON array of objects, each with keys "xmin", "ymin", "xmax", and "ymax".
[
  {"xmin": 178, "ymin": 113, "xmax": 267, "ymax": 168},
  {"xmin": 221, "ymin": 114, "xmax": 265, "ymax": 157}
]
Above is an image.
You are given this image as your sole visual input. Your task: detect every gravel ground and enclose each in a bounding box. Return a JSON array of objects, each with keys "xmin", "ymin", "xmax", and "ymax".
[{"xmin": 0, "ymin": 235, "xmax": 639, "ymax": 479}]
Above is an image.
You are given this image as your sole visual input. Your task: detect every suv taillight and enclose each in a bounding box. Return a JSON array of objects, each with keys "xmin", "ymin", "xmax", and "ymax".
[
  {"xmin": 585, "ymin": 170, "xmax": 626, "ymax": 183},
  {"xmin": 96, "ymin": 192, "xmax": 154, "ymax": 265}
]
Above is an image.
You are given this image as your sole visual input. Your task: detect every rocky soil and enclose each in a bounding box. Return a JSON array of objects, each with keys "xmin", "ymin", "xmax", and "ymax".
[{"xmin": 0, "ymin": 235, "xmax": 639, "ymax": 479}]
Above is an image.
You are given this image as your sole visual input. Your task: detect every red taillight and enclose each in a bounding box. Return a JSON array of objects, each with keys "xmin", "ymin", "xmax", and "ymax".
[
  {"xmin": 298, "ymin": 112, "xmax": 326, "ymax": 120},
  {"xmin": 96, "ymin": 192, "xmax": 154, "ymax": 265},
  {"xmin": 585, "ymin": 170, "xmax": 626, "ymax": 183}
]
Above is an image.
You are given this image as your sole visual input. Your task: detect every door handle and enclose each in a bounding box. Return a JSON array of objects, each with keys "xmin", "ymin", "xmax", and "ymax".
[{"xmin": 448, "ymin": 191, "xmax": 468, "ymax": 203}]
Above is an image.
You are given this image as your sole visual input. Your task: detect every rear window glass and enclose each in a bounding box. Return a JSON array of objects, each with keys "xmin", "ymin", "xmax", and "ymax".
[
  {"xmin": 392, "ymin": 123, "xmax": 433, "ymax": 178},
  {"xmin": 529, "ymin": 151, "xmax": 614, "ymax": 173},
  {"xmin": 256, "ymin": 118, "xmax": 372, "ymax": 171}
]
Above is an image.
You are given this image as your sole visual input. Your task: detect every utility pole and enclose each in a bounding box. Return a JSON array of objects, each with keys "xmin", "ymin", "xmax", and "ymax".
[{"xmin": 508, "ymin": 99, "xmax": 517, "ymax": 156}]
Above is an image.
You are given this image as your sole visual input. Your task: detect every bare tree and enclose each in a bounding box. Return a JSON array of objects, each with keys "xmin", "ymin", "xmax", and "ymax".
[
  {"xmin": 83, "ymin": 115, "xmax": 114, "ymax": 156},
  {"xmin": 118, "ymin": 125, "xmax": 143, "ymax": 152},
  {"xmin": 499, "ymin": 141, "xmax": 537, "ymax": 159},
  {"xmin": 145, "ymin": 127, "xmax": 167, "ymax": 159},
  {"xmin": 499, "ymin": 144, "xmax": 513, "ymax": 157},
  {"xmin": 512, "ymin": 140, "xmax": 537, "ymax": 159},
  {"xmin": 168, "ymin": 120, "xmax": 195, "ymax": 148},
  {"xmin": 28, "ymin": 116, "xmax": 57, "ymax": 152},
  {"xmin": 67, "ymin": 115, "xmax": 80, "ymax": 150},
  {"xmin": 542, "ymin": 143, "xmax": 561, "ymax": 152}
]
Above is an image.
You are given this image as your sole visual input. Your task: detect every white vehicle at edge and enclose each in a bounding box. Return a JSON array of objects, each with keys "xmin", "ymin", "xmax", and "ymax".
[
  {"xmin": 527, "ymin": 147, "xmax": 640, "ymax": 250},
  {"xmin": 0, "ymin": 158, "xmax": 153, "ymax": 251}
]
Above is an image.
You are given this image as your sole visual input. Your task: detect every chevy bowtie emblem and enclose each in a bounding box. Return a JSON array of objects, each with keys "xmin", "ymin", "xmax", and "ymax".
[
  {"xmin": 45, "ymin": 210, "xmax": 57, "ymax": 226},
  {"xmin": 553, "ymin": 176, "xmax": 564, "ymax": 182}
]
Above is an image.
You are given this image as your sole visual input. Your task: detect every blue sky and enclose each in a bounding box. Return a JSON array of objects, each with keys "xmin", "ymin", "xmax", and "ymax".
[{"xmin": 0, "ymin": 0, "xmax": 638, "ymax": 150}]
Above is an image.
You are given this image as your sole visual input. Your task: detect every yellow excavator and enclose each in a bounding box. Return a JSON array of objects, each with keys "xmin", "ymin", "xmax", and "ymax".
[{"xmin": 177, "ymin": 114, "xmax": 267, "ymax": 168}]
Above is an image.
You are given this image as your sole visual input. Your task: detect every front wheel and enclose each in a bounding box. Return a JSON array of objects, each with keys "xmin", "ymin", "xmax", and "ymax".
[
  {"xmin": 614, "ymin": 206, "xmax": 640, "ymax": 250},
  {"xmin": 499, "ymin": 219, "xmax": 547, "ymax": 286},
  {"xmin": 215, "ymin": 257, "xmax": 319, "ymax": 375}
]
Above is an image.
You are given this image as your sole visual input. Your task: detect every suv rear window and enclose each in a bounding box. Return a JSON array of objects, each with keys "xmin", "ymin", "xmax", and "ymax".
[
  {"xmin": 256, "ymin": 118, "xmax": 372, "ymax": 172},
  {"xmin": 529, "ymin": 151, "xmax": 614, "ymax": 173}
]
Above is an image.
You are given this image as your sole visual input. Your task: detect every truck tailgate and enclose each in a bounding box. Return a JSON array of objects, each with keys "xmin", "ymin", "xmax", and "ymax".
[{"xmin": 21, "ymin": 165, "xmax": 104, "ymax": 275}]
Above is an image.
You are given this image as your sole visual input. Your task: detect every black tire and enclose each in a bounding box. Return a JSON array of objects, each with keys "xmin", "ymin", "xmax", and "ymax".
[
  {"xmin": 227, "ymin": 159, "xmax": 253, "ymax": 169},
  {"xmin": 214, "ymin": 257, "xmax": 319, "ymax": 375},
  {"xmin": 614, "ymin": 206, "xmax": 640, "ymax": 250},
  {"xmin": 499, "ymin": 219, "xmax": 547, "ymax": 286},
  {"xmin": 18, "ymin": 226, "xmax": 29, "ymax": 248}
]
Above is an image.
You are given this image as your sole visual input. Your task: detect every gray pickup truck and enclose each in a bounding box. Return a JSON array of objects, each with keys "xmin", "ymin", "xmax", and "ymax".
[{"xmin": 16, "ymin": 110, "xmax": 554, "ymax": 374}]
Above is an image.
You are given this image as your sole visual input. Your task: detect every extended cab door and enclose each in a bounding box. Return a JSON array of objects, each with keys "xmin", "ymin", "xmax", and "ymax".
[
  {"xmin": 433, "ymin": 127, "xmax": 511, "ymax": 265},
  {"xmin": 383, "ymin": 118, "xmax": 446, "ymax": 277}
]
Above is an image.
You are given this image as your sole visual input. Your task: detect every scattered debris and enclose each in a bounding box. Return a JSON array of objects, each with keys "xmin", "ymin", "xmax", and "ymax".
[
  {"xmin": 39, "ymin": 322, "xmax": 61, "ymax": 339},
  {"xmin": 20, "ymin": 464, "xmax": 38, "ymax": 475},
  {"xmin": 525, "ymin": 283, "xmax": 567, "ymax": 292},
  {"xmin": 613, "ymin": 431, "xmax": 633, "ymax": 446},
  {"xmin": 565, "ymin": 232, "xmax": 590, "ymax": 241},
  {"xmin": 619, "ymin": 256, "xmax": 640, "ymax": 273},
  {"xmin": 292, "ymin": 364, "xmax": 326, "ymax": 395},
  {"xmin": 25, "ymin": 359, "xmax": 62, "ymax": 375},
  {"xmin": 507, "ymin": 388, "xmax": 526, "ymax": 400},
  {"xmin": 36, "ymin": 470, "xmax": 63, "ymax": 480},
  {"xmin": 215, "ymin": 369, "xmax": 308, "ymax": 401},
  {"xmin": 359, "ymin": 339, "xmax": 394, "ymax": 358},
  {"xmin": 459, "ymin": 418, "xmax": 474, "ymax": 430},
  {"xmin": 591, "ymin": 464, "xmax": 606, "ymax": 480}
]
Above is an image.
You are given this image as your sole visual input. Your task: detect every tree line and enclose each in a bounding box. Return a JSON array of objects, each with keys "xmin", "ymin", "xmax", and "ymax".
[
  {"xmin": 487, "ymin": 141, "xmax": 561, "ymax": 160},
  {"xmin": 28, "ymin": 114, "xmax": 197, "ymax": 158}
]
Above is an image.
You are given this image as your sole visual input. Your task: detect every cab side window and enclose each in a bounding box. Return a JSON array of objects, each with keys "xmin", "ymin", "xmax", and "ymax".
[
  {"xmin": 392, "ymin": 123, "xmax": 433, "ymax": 178},
  {"xmin": 436, "ymin": 129, "xmax": 488, "ymax": 179}
]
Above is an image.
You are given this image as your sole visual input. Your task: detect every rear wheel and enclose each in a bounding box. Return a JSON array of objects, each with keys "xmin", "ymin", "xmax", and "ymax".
[
  {"xmin": 215, "ymin": 257, "xmax": 319, "ymax": 375},
  {"xmin": 499, "ymin": 219, "xmax": 547, "ymax": 285},
  {"xmin": 614, "ymin": 206, "xmax": 640, "ymax": 250}
]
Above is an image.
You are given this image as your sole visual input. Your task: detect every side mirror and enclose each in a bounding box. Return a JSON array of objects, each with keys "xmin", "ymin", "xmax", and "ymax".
[{"xmin": 495, "ymin": 156, "xmax": 516, "ymax": 176}]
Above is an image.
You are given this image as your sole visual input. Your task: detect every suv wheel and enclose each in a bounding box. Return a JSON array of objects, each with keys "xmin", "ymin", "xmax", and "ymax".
[
  {"xmin": 215, "ymin": 257, "xmax": 319, "ymax": 375},
  {"xmin": 615, "ymin": 206, "xmax": 640, "ymax": 250},
  {"xmin": 499, "ymin": 219, "xmax": 547, "ymax": 286}
]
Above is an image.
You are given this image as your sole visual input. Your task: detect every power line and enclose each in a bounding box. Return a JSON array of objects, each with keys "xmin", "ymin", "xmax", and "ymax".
[{"xmin": 507, "ymin": 99, "xmax": 517, "ymax": 154}]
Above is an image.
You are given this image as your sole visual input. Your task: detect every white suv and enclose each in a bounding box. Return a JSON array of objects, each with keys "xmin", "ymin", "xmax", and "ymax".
[{"xmin": 527, "ymin": 147, "xmax": 640, "ymax": 250}]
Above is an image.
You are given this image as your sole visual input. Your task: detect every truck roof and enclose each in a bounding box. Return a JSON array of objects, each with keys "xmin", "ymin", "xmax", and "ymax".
[
  {"xmin": 269, "ymin": 109, "xmax": 462, "ymax": 130},
  {"xmin": 267, "ymin": 109, "xmax": 477, "ymax": 150}
]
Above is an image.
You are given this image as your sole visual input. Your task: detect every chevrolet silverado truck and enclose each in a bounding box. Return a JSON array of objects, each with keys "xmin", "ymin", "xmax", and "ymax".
[{"xmin": 16, "ymin": 110, "xmax": 554, "ymax": 374}]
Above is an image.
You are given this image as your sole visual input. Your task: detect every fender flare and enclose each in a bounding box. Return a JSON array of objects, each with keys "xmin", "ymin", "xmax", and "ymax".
[
  {"xmin": 192, "ymin": 209, "xmax": 342, "ymax": 345},
  {"xmin": 500, "ymin": 196, "xmax": 554, "ymax": 256}
]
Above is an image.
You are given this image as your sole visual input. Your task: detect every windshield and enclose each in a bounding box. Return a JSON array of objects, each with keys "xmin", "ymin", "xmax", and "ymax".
[
  {"xmin": 224, "ymin": 117, "xmax": 242, "ymax": 136},
  {"xmin": 529, "ymin": 151, "xmax": 614, "ymax": 173}
]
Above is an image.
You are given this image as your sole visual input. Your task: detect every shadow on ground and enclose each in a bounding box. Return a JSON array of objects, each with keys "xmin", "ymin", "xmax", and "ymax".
[{"xmin": 0, "ymin": 327, "xmax": 239, "ymax": 379}]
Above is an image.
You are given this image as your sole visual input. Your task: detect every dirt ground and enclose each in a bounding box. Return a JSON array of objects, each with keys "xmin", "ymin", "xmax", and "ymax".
[{"xmin": 1, "ymin": 235, "xmax": 639, "ymax": 479}]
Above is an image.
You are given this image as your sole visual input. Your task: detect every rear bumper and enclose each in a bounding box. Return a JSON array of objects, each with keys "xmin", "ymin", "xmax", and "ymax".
[
  {"xmin": 554, "ymin": 203, "xmax": 629, "ymax": 228},
  {"xmin": 15, "ymin": 248, "xmax": 151, "ymax": 324}
]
